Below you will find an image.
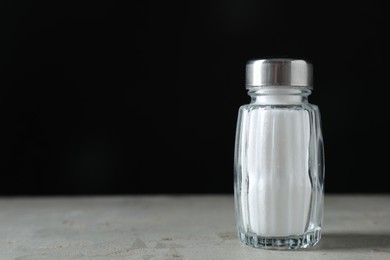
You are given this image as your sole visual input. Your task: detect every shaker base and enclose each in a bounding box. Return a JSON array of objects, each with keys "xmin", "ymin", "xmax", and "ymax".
[{"xmin": 238, "ymin": 228, "xmax": 321, "ymax": 250}]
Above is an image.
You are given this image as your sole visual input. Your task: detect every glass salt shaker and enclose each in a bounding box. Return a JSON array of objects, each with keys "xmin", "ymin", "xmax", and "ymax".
[{"xmin": 234, "ymin": 59, "xmax": 325, "ymax": 249}]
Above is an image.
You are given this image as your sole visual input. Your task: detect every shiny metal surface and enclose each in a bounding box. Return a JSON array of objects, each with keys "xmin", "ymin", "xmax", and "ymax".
[{"xmin": 246, "ymin": 59, "xmax": 313, "ymax": 89}]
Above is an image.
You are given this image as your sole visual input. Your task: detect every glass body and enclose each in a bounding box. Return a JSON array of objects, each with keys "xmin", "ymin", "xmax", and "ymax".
[{"xmin": 234, "ymin": 87, "xmax": 325, "ymax": 249}]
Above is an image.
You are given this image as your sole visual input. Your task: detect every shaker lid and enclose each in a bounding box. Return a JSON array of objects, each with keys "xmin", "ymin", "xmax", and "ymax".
[{"xmin": 246, "ymin": 59, "xmax": 313, "ymax": 89}]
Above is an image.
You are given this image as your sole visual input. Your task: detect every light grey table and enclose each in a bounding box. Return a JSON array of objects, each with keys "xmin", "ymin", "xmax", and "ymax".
[{"xmin": 1, "ymin": 195, "xmax": 389, "ymax": 260}]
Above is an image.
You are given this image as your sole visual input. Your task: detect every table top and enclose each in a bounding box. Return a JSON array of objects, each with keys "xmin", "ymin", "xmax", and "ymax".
[{"xmin": 1, "ymin": 195, "xmax": 389, "ymax": 260}]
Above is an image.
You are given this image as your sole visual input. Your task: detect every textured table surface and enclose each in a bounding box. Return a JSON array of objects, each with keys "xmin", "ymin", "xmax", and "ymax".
[{"xmin": 1, "ymin": 195, "xmax": 390, "ymax": 260}]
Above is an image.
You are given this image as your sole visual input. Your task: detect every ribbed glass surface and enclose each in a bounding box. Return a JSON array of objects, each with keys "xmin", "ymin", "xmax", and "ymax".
[{"xmin": 234, "ymin": 92, "xmax": 324, "ymax": 250}]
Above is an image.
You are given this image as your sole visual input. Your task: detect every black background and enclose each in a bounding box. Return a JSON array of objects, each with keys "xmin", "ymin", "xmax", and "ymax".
[{"xmin": 1, "ymin": 1, "xmax": 389, "ymax": 195}]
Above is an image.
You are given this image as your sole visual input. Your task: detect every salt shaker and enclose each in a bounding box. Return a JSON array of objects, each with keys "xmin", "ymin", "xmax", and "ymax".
[{"xmin": 234, "ymin": 59, "xmax": 325, "ymax": 249}]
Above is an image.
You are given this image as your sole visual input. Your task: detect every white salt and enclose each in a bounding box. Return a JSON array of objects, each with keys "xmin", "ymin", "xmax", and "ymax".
[{"xmin": 240, "ymin": 95, "xmax": 312, "ymax": 237}]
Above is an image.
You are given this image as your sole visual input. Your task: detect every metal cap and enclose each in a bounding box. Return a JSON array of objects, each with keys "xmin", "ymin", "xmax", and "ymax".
[{"xmin": 246, "ymin": 59, "xmax": 313, "ymax": 89}]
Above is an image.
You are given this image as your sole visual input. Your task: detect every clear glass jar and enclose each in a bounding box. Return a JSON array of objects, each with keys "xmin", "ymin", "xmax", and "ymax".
[{"xmin": 234, "ymin": 59, "xmax": 325, "ymax": 249}]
